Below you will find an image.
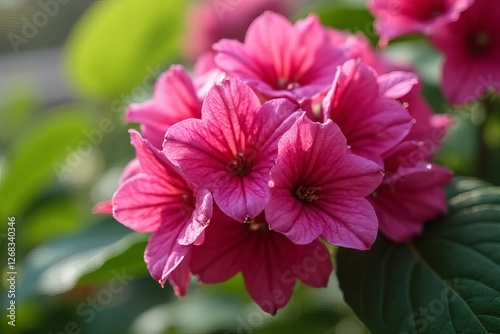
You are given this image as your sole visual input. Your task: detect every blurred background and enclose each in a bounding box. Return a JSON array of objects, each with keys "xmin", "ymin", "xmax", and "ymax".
[{"xmin": 0, "ymin": 0, "xmax": 498, "ymax": 333}]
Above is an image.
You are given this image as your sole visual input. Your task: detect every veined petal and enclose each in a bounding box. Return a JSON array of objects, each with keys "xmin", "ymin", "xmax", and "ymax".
[
  {"xmin": 267, "ymin": 115, "xmax": 382, "ymax": 249},
  {"xmin": 112, "ymin": 174, "xmax": 190, "ymax": 233},
  {"xmin": 145, "ymin": 222, "xmax": 190, "ymax": 284},
  {"xmin": 165, "ymin": 79, "xmax": 299, "ymax": 222},
  {"xmin": 377, "ymin": 71, "xmax": 419, "ymax": 99}
]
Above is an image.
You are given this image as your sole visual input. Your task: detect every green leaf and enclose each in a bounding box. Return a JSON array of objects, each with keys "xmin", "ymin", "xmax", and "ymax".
[
  {"xmin": 0, "ymin": 106, "xmax": 93, "ymax": 218},
  {"xmin": 0, "ymin": 87, "xmax": 38, "ymax": 145},
  {"xmin": 337, "ymin": 177, "xmax": 500, "ymax": 334},
  {"xmin": 17, "ymin": 222, "xmax": 148, "ymax": 301},
  {"xmin": 20, "ymin": 191, "xmax": 83, "ymax": 249},
  {"xmin": 295, "ymin": 6, "xmax": 376, "ymax": 44},
  {"xmin": 65, "ymin": 0, "xmax": 188, "ymax": 101}
]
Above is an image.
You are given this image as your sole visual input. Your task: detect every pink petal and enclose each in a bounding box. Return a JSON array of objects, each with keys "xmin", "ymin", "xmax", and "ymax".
[
  {"xmin": 314, "ymin": 197, "xmax": 378, "ymax": 250},
  {"xmin": 126, "ymin": 66, "xmax": 201, "ymax": 148},
  {"xmin": 214, "ymin": 12, "xmax": 345, "ymax": 101},
  {"xmin": 145, "ymin": 222, "xmax": 190, "ymax": 283},
  {"xmin": 191, "ymin": 208, "xmax": 248, "ymax": 283},
  {"xmin": 168, "ymin": 251, "xmax": 192, "ymax": 297},
  {"xmin": 112, "ymin": 131, "xmax": 198, "ymax": 233},
  {"xmin": 128, "ymin": 130, "xmax": 178, "ymax": 180},
  {"xmin": 118, "ymin": 158, "xmax": 142, "ymax": 184},
  {"xmin": 192, "ymin": 208, "xmax": 332, "ymax": 315},
  {"xmin": 441, "ymin": 55, "xmax": 500, "ymax": 105},
  {"xmin": 92, "ymin": 200, "xmax": 112, "ymax": 214},
  {"xmin": 323, "ymin": 60, "xmax": 413, "ymax": 163},
  {"xmin": 241, "ymin": 235, "xmax": 296, "ymax": 315},
  {"xmin": 291, "ymin": 240, "xmax": 332, "ymax": 288},
  {"xmin": 112, "ymin": 174, "xmax": 190, "ymax": 232},
  {"xmin": 377, "ymin": 71, "xmax": 419, "ymax": 99},
  {"xmin": 178, "ymin": 189, "xmax": 213, "ymax": 245},
  {"xmin": 372, "ymin": 163, "xmax": 453, "ymax": 242}
]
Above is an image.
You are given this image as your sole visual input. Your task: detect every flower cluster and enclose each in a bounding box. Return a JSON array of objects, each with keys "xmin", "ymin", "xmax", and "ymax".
[
  {"xmin": 96, "ymin": 12, "xmax": 453, "ymax": 314},
  {"xmin": 369, "ymin": 0, "xmax": 500, "ymax": 105}
]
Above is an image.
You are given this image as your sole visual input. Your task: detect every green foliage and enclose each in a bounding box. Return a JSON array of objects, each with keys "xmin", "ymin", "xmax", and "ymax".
[
  {"xmin": 0, "ymin": 106, "xmax": 93, "ymax": 219},
  {"xmin": 0, "ymin": 87, "xmax": 37, "ymax": 145},
  {"xmin": 65, "ymin": 0, "xmax": 188, "ymax": 101},
  {"xmin": 337, "ymin": 177, "xmax": 500, "ymax": 334},
  {"xmin": 16, "ymin": 222, "xmax": 147, "ymax": 301}
]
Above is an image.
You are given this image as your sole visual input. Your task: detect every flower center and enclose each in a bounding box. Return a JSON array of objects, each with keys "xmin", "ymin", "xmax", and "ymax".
[
  {"xmin": 295, "ymin": 185, "xmax": 320, "ymax": 202},
  {"xmin": 227, "ymin": 152, "xmax": 252, "ymax": 177},
  {"xmin": 245, "ymin": 217, "xmax": 269, "ymax": 232},
  {"xmin": 429, "ymin": 10, "xmax": 442, "ymax": 19},
  {"xmin": 469, "ymin": 30, "xmax": 491, "ymax": 53},
  {"xmin": 277, "ymin": 77, "xmax": 300, "ymax": 90}
]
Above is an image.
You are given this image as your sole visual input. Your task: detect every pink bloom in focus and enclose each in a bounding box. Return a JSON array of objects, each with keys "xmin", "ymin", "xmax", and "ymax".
[
  {"xmin": 430, "ymin": 0, "xmax": 500, "ymax": 105},
  {"xmin": 112, "ymin": 130, "xmax": 213, "ymax": 292},
  {"xmin": 369, "ymin": 144, "xmax": 453, "ymax": 242},
  {"xmin": 214, "ymin": 12, "xmax": 346, "ymax": 101},
  {"xmin": 369, "ymin": 0, "xmax": 474, "ymax": 46},
  {"xmin": 266, "ymin": 115, "xmax": 384, "ymax": 249},
  {"xmin": 183, "ymin": 0, "xmax": 294, "ymax": 60},
  {"xmin": 164, "ymin": 79, "xmax": 299, "ymax": 222},
  {"xmin": 126, "ymin": 66, "xmax": 202, "ymax": 148},
  {"xmin": 190, "ymin": 207, "xmax": 332, "ymax": 315},
  {"xmin": 322, "ymin": 59, "xmax": 416, "ymax": 165}
]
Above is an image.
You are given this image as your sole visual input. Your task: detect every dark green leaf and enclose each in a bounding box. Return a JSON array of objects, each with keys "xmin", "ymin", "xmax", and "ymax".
[{"xmin": 337, "ymin": 177, "xmax": 500, "ymax": 334}]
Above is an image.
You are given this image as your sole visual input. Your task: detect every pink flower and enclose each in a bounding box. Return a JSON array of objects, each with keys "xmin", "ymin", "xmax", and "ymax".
[
  {"xmin": 368, "ymin": 80, "xmax": 454, "ymax": 242},
  {"xmin": 266, "ymin": 115, "xmax": 384, "ymax": 249},
  {"xmin": 369, "ymin": 0, "xmax": 474, "ymax": 46},
  {"xmin": 430, "ymin": 0, "xmax": 500, "ymax": 104},
  {"xmin": 369, "ymin": 145, "xmax": 453, "ymax": 242},
  {"xmin": 322, "ymin": 59, "xmax": 416, "ymax": 165},
  {"xmin": 126, "ymin": 65, "xmax": 202, "ymax": 149},
  {"xmin": 112, "ymin": 130, "xmax": 213, "ymax": 292},
  {"xmin": 164, "ymin": 79, "xmax": 299, "ymax": 222},
  {"xmin": 190, "ymin": 206, "xmax": 332, "ymax": 315},
  {"xmin": 183, "ymin": 0, "xmax": 295, "ymax": 60},
  {"xmin": 214, "ymin": 12, "xmax": 345, "ymax": 101}
]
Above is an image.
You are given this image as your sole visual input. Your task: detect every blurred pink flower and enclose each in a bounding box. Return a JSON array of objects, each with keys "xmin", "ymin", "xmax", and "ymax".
[
  {"xmin": 369, "ymin": 81, "xmax": 453, "ymax": 242},
  {"xmin": 369, "ymin": 146, "xmax": 453, "ymax": 242},
  {"xmin": 266, "ymin": 115, "xmax": 383, "ymax": 249},
  {"xmin": 164, "ymin": 79, "xmax": 299, "ymax": 222},
  {"xmin": 369, "ymin": 0, "xmax": 473, "ymax": 46},
  {"xmin": 112, "ymin": 130, "xmax": 213, "ymax": 292},
  {"xmin": 183, "ymin": 0, "xmax": 294, "ymax": 60},
  {"xmin": 214, "ymin": 12, "xmax": 345, "ymax": 101},
  {"xmin": 321, "ymin": 59, "xmax": 416, "ymax": 165},
  {"xmin": 430, "ymin": 0, "xmax": 500, "ymax": 104},
  {"xmin": 190, "ymin": 207, "xmax": 332, "ymax": 315}
]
